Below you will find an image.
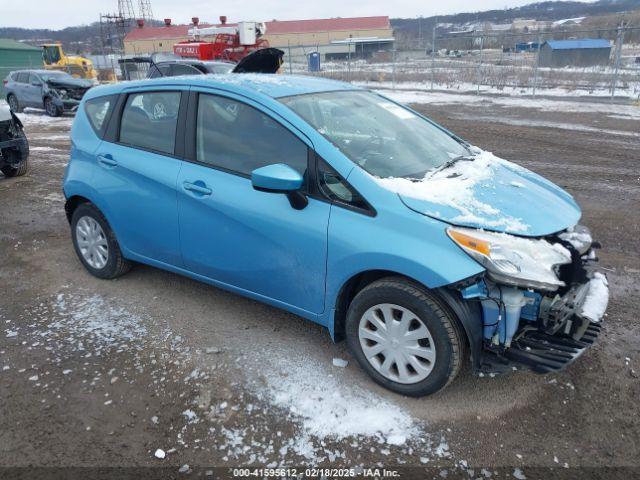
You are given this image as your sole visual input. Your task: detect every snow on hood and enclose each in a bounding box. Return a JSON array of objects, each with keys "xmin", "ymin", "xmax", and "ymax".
[{"xmin": 374, "ymin": 149, "xmax": 581, "ymax": 237}]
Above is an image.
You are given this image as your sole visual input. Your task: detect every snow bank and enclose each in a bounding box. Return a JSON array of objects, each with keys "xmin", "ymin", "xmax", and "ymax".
[
  {"xmin": 373, "ymin": 149, "xmax": 530, "ymax": 233},
  {"xmin": 580, "ymin": 273, "xmax": 609, "ymax": 323}
]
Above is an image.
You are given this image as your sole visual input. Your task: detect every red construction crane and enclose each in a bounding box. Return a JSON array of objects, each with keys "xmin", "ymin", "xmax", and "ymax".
[{"xmin": 173, "ymin": 16, "xmax": 270, "ymax": 63}]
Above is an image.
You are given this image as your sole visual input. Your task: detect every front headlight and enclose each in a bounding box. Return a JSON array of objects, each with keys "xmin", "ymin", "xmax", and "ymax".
[{"xmin": 447, "ymin": 227, "xmax": 572, "ymax": 291}]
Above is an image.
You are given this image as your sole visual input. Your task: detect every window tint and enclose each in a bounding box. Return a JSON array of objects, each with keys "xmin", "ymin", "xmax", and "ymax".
[
  {"xmin": 196, "ymin": 94, "xmax": 308, "ymax": 177},
  {"xmin": 119, "ymin": 91, "xmax": 181, "ymax": 155},
  {"xmin": 16, "ymin": 72, "xmax": 29, "ymax": 83},
  {"xmin": 171, "ymin": 64, "xmax": 201, "ymax": 76},
  {"xmin": 85, "ymin": 95, "xmax": 116, "ymax": 138}
]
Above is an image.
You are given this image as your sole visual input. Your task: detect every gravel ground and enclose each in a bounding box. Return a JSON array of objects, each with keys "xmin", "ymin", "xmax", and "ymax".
[{"xmin": 0, "ymin": 95, "xmax": 638, "ymax": 479}]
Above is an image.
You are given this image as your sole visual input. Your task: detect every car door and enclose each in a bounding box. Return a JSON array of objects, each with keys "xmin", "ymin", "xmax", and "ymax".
[
  {"xmin": 26, "ymin": 73, "xmax": 44, "ymax": 106},
  {"xmin": 13, "ymin": 72, "xmax": 30, "ymax": 106},
  {"xmin": 177, "ymin": 90, "xmax": 330, "ymax": 315},
  {"xmin": 92, "ymin": 88, "xmax": 186, "ymax": 266}
]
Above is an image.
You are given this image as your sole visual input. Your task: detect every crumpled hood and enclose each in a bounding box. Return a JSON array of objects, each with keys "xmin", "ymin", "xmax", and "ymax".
[
  {"xmin": 375, "ymin": 150, "xmax": 581, "ymax": 237},
  {"xmin": 46, "ymin": 78, "xmax": 93, "ymax": 89}
]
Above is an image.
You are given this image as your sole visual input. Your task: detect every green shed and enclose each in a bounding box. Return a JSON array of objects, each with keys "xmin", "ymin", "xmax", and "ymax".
[{"xmin": 0, "ymin": 39, "xmax": 42, "ymax": 95}]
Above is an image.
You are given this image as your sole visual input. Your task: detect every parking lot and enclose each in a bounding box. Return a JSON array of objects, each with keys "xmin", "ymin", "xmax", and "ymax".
[{"xmin": 1, "ymin": 93, "xmax": 638, "ymax": 477}]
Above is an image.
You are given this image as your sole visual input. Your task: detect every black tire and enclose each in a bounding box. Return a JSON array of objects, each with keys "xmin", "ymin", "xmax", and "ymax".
[
  {"xmin": 70, "ymin": 203, "xmax": 132, "ymax": 279},
  {"xmin": 44, "ymin": 97, "xmax": 62, "ymax": 117},
  {"xmin": 7, "ymin": 94, "xmax": 22, "ymax": 113},
  {"xmin": 1, "ymin": 149, "xmax": 28, "ymax": 177},
  {"xmin": 346, "ymin": 277, "xmax": 465, "ymax": 397}
]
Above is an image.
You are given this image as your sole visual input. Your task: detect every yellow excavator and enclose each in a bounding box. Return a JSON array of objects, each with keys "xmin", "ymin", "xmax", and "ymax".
[{"xmin": 41, "ymin": 44, "xmax": 97, "ymax": 80}]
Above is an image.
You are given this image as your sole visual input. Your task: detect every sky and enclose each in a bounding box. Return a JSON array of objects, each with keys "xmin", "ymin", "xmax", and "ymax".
[{"xmin": 0, "ymin": 0, "xmax": 592, "ymax": 30}]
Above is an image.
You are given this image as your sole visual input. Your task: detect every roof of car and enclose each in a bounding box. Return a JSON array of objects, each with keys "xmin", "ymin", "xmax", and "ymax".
[
  {"xmin": 11, "ymin": 69, "xmax": 61, "ymax": 74},
  {"xmin": 87, "ymin": 74, "xmax": 360, "ymax": 100}
]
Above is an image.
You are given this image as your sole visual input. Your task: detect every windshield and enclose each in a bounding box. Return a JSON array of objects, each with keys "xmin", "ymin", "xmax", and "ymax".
[
  {"xmin": 40, "ymin": 71, "xmax": 72, "ymax": 82},
  {"xmin": 280, "ymin": 90, "xmax": 470, "ymax": 178}
]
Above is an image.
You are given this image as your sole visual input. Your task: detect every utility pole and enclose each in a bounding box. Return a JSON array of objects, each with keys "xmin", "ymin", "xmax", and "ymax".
[
  {"xmin": 532, "ymin": 33, "xmax": 541, "ymax": 97},
  {"xmin": 347, "ymin": 34, "xmax": 352, "ymax": 81},
  {"xmin": 431, "ymin": 18, "xmax": 437, "ymax": 91},
  {"xmin": 476, "ymin": 33, "xmax": 484, "ymax": 95},
  {"xmin": 611, "ymin": 23, "xmax": 625, "ymax": 101}
]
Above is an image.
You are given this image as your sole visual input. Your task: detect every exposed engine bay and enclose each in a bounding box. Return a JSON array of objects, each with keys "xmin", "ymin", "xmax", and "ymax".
[{"xmin": 457, "ymin": 224, "xmax": 608, "ymax": 374}]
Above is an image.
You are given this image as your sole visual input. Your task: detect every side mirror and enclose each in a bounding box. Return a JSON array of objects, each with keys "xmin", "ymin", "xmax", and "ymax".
[{"xmin": 251, "ymin": 163, "xmax": 308, "ymax": 210}]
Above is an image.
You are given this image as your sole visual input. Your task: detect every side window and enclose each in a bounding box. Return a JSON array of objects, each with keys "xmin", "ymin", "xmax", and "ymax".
[
  {"xmin": 85, "ymin": 95, "xmax": 117, "ymax": 138},
  {"xmin": 119, "ymin": 91, "xmax": 181, "ymax": 155},
  {"xmin": 148, "ymin": 65, "xmax": 171, "ymax": 78},
  {"xmin": 171, "ymin": 64, "xmax": 201, "ymax": 76},
  {"xmin": 317, "ymin": 160, "xmax": 369, "ymax": 211},
  {"xmin": 196, "ymin": 94, "xmax": 308, "ymax": 177},
  {"xmin": 28, "ymin": 73, "xmax": 41, "ymax": 85},
  {"xmin": 16, "ymin": 72, "xmax": 29, "ymax": 83}
]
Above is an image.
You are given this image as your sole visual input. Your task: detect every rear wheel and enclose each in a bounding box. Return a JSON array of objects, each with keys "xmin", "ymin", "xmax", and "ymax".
[
  {"xmin": 346, "ymin": 277, "xmax": 465, "ymax": 397},
  {"xmin": 7, "ymin": 94, "xmax": 22, "ymax": 113},
  {"xmin": 44, "ymin": 97, "xmax": 62, "ymax": 117},
  {"xmin": 71, "ymin": 203, "xmax": 131, "ymax": 279}
]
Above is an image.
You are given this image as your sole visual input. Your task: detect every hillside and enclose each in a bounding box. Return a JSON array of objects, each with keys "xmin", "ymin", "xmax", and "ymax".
[{"xmin": 0, "ymin": 0, "xmax": 638, "ymax": 54}]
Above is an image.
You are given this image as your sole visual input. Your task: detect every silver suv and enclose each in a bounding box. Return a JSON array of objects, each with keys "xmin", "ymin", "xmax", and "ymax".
[{"xmin": 4, "ymin": 70, "xmax": 94, "ymax": 117}]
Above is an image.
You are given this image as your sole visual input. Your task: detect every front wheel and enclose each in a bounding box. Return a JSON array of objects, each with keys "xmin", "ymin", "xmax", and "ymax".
[
  {"xmin": 7, "ymin": 94, "xmax": 22, "ymax": 113},
  {"xmin": 71, "ymin": 203, "xmax": 132, "ymax": 279},
  {"xmin": 346, "ymin": 277, "xmax": 465, "ymax": 397},
  {"xmin": 44, "ymin": 97, "xmax": 62, "ymax": 117}
]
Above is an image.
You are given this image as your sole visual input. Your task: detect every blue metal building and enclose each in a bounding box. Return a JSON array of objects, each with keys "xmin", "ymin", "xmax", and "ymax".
[{"xmin": 538, "ymin": 39, "xmax": 612, "ymax": 68}]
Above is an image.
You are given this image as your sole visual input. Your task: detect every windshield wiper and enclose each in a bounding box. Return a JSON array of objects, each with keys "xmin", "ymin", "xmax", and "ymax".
[{"xmin": 428, "ymin": 155, "xmax": 475, "ymax": 178}]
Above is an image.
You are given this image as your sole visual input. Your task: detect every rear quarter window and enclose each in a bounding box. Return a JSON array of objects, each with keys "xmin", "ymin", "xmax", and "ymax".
[{"xmin": 84, "ymin": 95, "xmax": 117, "ymax": 138}]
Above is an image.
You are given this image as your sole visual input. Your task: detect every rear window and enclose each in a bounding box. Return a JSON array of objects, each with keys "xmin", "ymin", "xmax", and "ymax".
[
  {"xmin": 85, "ymin": 95, "xmax": 117, "ymax": 138},
  {"xmin": 119, "ymin": 91, "xmax": 181, "ymax": 155},
  {"xmin": 171, "ymin": 64, "xmax": 202, "ymax": 76}
]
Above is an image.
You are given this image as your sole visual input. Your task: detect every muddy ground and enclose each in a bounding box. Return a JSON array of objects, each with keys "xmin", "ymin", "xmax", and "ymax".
[{"xmin": 0, "ymin": 94, "xmax": 638, "ymax": 479}]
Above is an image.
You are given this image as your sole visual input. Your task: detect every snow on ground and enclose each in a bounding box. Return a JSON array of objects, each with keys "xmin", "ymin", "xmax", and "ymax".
[
  {"xmin": 17, "ymin": 109, "xmax": 74, "ymax": 127},
  {"xmin": 51, "ymin": 293, "xmax": 147, "ymax": 355},
  {"xmin": 371, "ymin": 88, "xmax": 640, "ymax": 120},
  {"xmin": 451, "ymin": 115, "xmax": 640, "ymax": 138},
  {"xmin": 5, "ymin": 288, "xmax": 462, "ymax": 468},
  {"xmin": 357, "ymin": 80, "xmax": 639, "ymax": 100}
]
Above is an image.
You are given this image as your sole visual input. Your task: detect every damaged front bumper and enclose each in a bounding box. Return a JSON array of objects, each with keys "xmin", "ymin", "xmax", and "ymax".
[
  {"xmin": 500, "ymin": 271, "xmax": 608, "ymax": 373},
  {"xmin": 459, "ymin": 233, "xmax": 609, "ymax": 375}
]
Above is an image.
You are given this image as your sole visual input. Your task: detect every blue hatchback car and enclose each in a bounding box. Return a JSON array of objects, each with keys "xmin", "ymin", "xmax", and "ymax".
[{"xmin": 63, "ymin": 75, "xmax": 609, "ymax": 396}]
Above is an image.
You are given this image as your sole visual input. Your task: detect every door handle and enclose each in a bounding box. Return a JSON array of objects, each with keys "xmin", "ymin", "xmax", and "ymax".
[
  {"xmin": 183, "ymin": 181, "xmax": 212, "ymax": 196},
  {"xmin": 97, "ymin": 154, "xmax": 118, "ymax": 168}
]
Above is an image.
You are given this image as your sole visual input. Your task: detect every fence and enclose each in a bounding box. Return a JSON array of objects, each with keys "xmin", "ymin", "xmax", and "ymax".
[{"xmin": 282, "ymin": 26, "xmax": 640, "ymax": 100}]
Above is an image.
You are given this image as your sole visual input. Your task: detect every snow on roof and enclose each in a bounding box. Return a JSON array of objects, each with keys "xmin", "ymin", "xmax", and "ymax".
[
  {"xmin": 552, "ymin": 17, "xmax": 586, "ymax": 26},
  {"xmin": 545, "ymin": 39, "xmax": 611, "ymax": 50},
  {"xmin": 125, "ymin": 16, "xmax": 391, "ymax": 42}
]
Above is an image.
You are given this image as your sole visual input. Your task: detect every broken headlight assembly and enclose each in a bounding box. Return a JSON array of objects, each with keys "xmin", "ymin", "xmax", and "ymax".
[
  {"xmin": 52, "ymin": 88, "xmax": 68, "ymax": 99},
  {"xmin": 447, "ymin": 227, "xmax": 572, "ymax": 291}
]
